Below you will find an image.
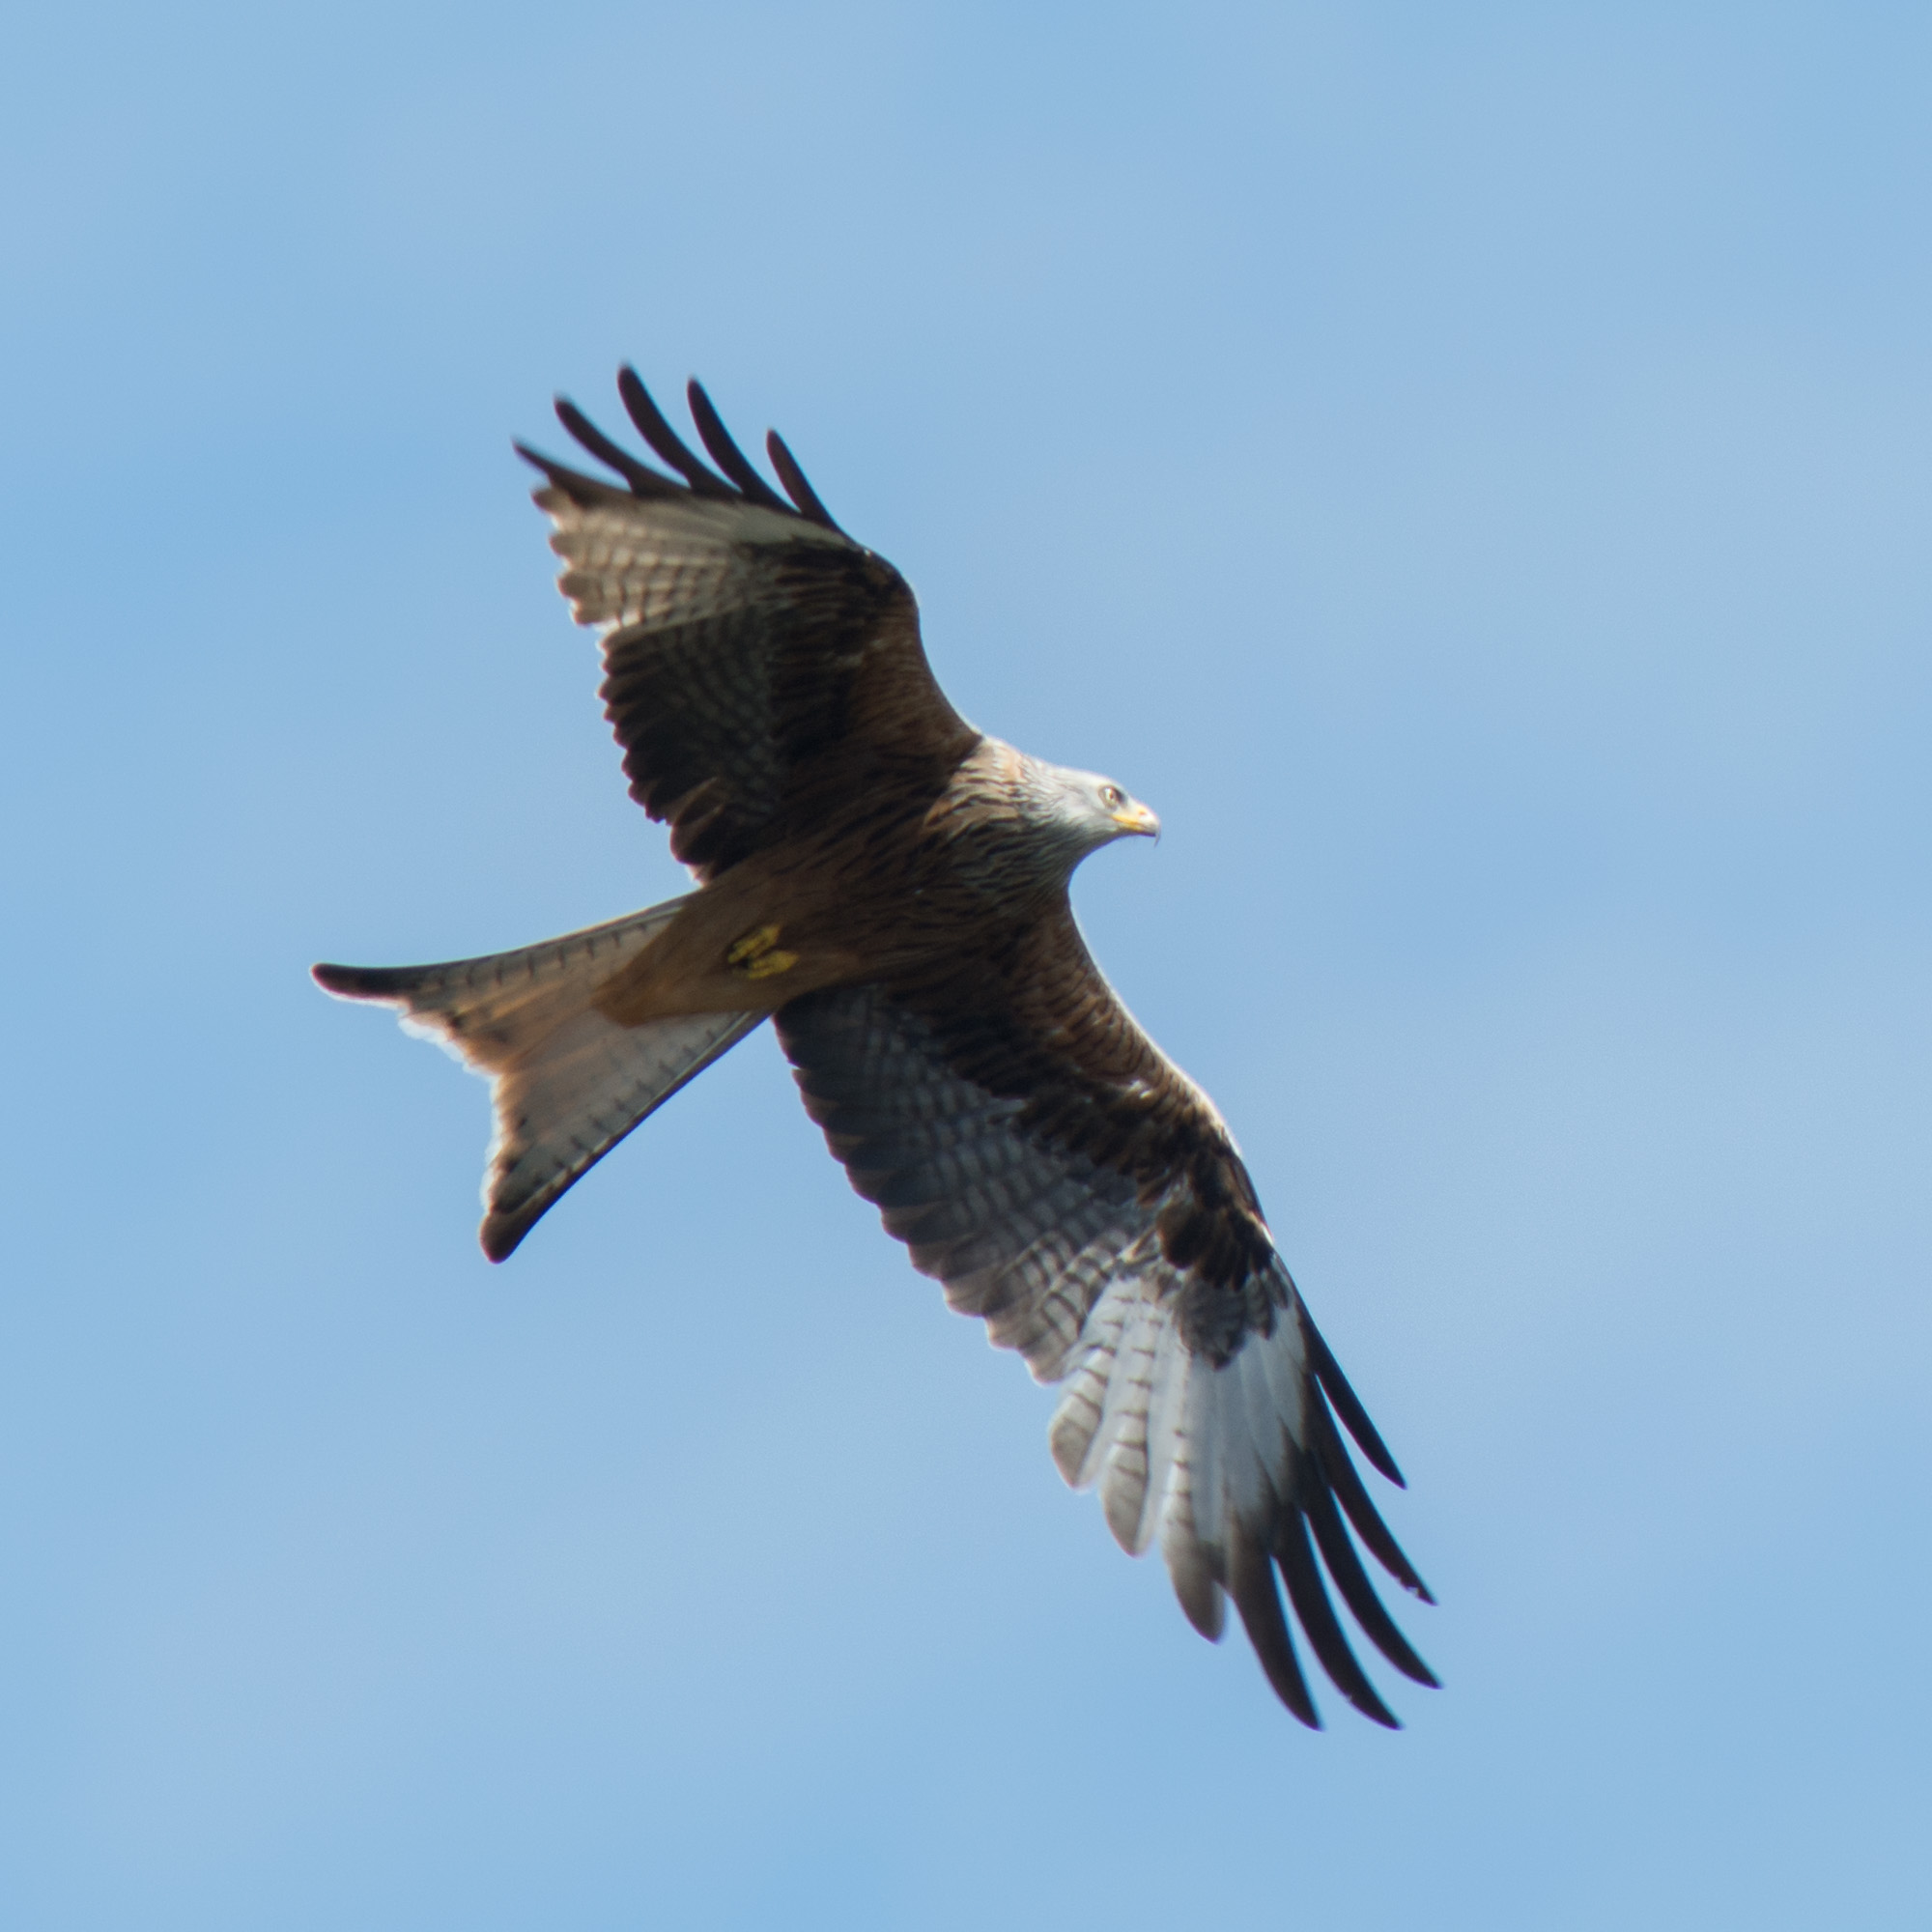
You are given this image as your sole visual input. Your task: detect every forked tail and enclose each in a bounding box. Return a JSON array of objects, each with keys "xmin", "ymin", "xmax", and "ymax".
[{"xmin": 314, "ymin": 899, "xmax": 761, "ymax": 1259}]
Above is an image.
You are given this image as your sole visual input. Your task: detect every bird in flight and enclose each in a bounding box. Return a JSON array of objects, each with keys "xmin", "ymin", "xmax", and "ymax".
[{"xmin": 315, "ymin": 369, "xmax": 1435, "ymax": 1727}]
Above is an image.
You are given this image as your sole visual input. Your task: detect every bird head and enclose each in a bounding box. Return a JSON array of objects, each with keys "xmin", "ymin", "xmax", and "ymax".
[{"xmin": 1024, "ymin": 757, "xmax": 1160, "ymax": 869}]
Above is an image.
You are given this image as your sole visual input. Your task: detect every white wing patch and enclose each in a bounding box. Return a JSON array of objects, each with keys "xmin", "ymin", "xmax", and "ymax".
[{"xmin": 1050, "ymin": 1258, "xmax": 1304, "ymax": 1586}]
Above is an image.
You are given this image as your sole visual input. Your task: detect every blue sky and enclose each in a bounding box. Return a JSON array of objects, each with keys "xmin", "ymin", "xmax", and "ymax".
[{"xmin": 3, "ymin": 4, "xmax": 1928, "ymax": 1926}]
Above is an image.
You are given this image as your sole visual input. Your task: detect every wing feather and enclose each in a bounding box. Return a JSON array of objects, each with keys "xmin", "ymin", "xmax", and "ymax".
[
  {"xmin": 1228, "ymin": 1520, "xmax": 1320, "ymax": 1726},
  {"xmin": 1303, "ymin": 1479, "xmax": 1441, "ymax": 1687},
  {"xmin": 554, "ymin": 397, "xmax": 681, "ymax": 497},
  {"xmin": 1276, "ymin": 1510, "xmax": 1398, "ymax": 1728},
  {"xmin": 765, "ymin": 428, "xmax": 842, "ymax": 531},
  {"xmin": 686, "ymin": 379, "xmax": 792, "ymax": 511},
  {"xmin": 617, "ymin": 365, "xmax": 735, "ymax": 497}
]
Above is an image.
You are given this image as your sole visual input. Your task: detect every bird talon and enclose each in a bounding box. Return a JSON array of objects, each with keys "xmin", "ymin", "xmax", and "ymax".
[
  {"xmin": 727, "ymin": 924, "xmax": 797, "ymax": 978},
  {"xmin": 726, "ymin": 923, "xmax": 783, "ymax": 965},
  {"xmin": 740, "ymin": 948, "xmax": 799, "ymax": 980}
]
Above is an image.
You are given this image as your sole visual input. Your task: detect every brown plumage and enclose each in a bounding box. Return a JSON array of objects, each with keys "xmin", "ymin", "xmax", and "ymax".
[{"xmin": 315, "ymin": 370, "xmax": 1435, "ymax": 1727}]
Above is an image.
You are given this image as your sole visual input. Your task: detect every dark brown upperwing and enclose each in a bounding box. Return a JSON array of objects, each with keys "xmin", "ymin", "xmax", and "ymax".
[{"xmin": 523, "ymin": 373, "xmax": 980, "ymax": 880}]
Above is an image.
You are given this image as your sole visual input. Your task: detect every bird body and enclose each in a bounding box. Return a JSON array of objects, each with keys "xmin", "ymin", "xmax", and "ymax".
[
  {"xmin": 316, "ymin": 371, "xmax": 1436, "ymax": 1727},
  {"xmin": 583, "ymin": 737, "xmax": 1151, "ymax": 1025}
]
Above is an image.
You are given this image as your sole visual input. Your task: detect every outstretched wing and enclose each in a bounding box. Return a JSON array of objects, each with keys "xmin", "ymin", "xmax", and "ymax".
[
  {"xmin": 774, "ymin": 910, "xmax": 1435, "ymax": 1727},
  {"xmin": 521, "ymin": 371, "xmax": 980, "ymax": 880}
]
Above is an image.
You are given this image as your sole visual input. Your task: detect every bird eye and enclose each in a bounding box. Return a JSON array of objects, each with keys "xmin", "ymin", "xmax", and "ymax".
[{"xmin": 1101, "ymin": 785, "xmax": 1124, "ymax": 810}]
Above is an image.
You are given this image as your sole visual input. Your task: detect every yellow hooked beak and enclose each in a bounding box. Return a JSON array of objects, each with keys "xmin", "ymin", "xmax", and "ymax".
[{"xmin": 1112, "ymin": 800, "xmax": 1161, "ymax": 838}]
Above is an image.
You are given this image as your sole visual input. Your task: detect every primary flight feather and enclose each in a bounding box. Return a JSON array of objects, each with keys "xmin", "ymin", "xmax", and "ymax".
[{"xmin": 315, "ymin": 369, "xmax": 1435, "ymax": 1727}]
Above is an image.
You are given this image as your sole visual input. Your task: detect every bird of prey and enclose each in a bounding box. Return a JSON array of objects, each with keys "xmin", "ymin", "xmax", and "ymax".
[{"xmin": 314, "ymin": 369, "xmax": 1435, "ymax": 1727}]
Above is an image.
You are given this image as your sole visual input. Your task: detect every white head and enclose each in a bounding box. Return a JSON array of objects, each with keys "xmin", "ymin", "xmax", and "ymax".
[{"xmin": 1016, "ymin": 755, "xmax": 1161, "ymax": 875}]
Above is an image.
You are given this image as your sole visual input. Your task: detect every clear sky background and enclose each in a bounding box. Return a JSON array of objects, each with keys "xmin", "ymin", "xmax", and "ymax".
[{"xmin": 3, "ymin": 4, "xmax": 1927, "ymax": 1927}]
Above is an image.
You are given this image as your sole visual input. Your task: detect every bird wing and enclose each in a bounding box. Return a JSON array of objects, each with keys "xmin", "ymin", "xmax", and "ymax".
[
  {"xmin": 774, "ymin": 907, "xmax": 1435, "ymax": 1727},
  {"xmin": 522, "ymin": 370, "xmax": 980, "ymax": 880}
]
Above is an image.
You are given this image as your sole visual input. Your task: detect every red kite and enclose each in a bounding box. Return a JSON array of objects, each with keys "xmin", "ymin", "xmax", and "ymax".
[{"xmin": 316, "ymin": 371, "xmax": 1435, "ymax": 1726}]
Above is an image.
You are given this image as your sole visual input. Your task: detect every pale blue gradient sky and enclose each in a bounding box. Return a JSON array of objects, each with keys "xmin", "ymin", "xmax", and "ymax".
[{"xmin": 2, "ymin": 5, "xmax": 1928, "ymax": 1927}]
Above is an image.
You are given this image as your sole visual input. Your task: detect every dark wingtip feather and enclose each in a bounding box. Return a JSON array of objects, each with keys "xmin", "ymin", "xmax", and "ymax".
[
  {"xmin": 313, "ymin": 961, "xmax": 407, "ymax": 1000},
  {"xmin": 1276, "ymin": 1512, "xmax": 1401, "ymax": 1728},
  {"xmin": 1303, "ymin": 1481, "xmax": 1440, "ymax": 1688},
  {"xmin": 766, "ymin": 429, "xmax": 843, "ymax": 531},
  {"xmin": 554, "ymin": 398, "xmax": 680, "ymax": 497},
  {"xmin": 685, "ymin": 380, "xmax": 789, "ymax": 512},
  {"xmin": 1311, "ymin": 1399, "xmax": 1435, "ymax": 1603},
  {"xmin": 615, "ymin": 366, "xmax": 733, "ymax": 498},
  {"xmin": 1229, "ymin": 1529, "xmax": 1321, "ymax": 1727},
  {"xmin": 1303, "ymin": 1311, "xmax": 1406, "ymax": 1487},
  {"xmin": 514, "ymin": 441, "xmax": 627, "ymax": 504}
]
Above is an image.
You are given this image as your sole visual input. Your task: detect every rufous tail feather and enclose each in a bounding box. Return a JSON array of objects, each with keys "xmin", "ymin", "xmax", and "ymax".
[{"xmin": 313, "ymin": 899, "xmax": 761, "ymax": 1259}]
